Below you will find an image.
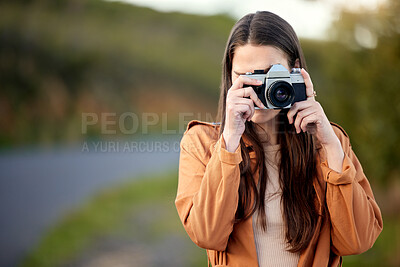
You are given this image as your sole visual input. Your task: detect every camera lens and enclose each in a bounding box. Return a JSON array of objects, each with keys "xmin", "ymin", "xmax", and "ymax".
[
  {"xmin": 266, "ymin": 81, "xmax": 295, "ymax": 108},
  {"xmin": 275, "ymin": 88, "xmax": 289, "ymax": 102}
]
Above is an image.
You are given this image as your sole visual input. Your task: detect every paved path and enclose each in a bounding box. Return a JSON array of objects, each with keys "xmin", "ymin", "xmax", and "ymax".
[{"xmin": 0, "ymin": 137, "xmax": 181, "ymax": 267}]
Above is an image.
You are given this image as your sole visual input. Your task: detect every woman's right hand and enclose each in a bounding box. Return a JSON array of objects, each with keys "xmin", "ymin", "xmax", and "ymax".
[{"xmin": 222, "ymin": 76, "xmax": 265, "ymax": 152}]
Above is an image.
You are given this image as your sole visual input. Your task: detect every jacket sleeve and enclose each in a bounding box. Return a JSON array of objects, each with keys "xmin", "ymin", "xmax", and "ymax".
[
  {"xmin": 175, "ymin": 125, "xmax": 242, "ymax": 251},
  {"xmin": 320, "ymin": 124, "xmax": 383, "ymax": 256}
]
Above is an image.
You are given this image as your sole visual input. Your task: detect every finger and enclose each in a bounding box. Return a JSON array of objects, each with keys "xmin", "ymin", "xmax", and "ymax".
[
  {"xmin": 301, "ymin": 68, "xmax": 315, "ymax": 101},
  {"xmin": 230, "ymin": 76, "xmax": 263, "ymax": 91},
  {"xmin": 229, "ymin": 87, "xmax": 265, "ymax": 109},
  {"xmin": 287, "ymin": 101, "xmax": 313, "ymax": 124},
  {"xmin": 299, "ymin": 114, "xmax": 318, "ymax": 133},
  {"xmin": 295, "ymin": 109, "xmax": 317, "ymax": 133},
  {"xmin": 243, "ymin": 87, "xmax": 266, "ymax": 109},
  {"xmin": 232, "ymin": 98, "xmax": 255, "ymax": 120},
  {"xmin": 226, "ymin": 95, "xmax": 254, "ymax": 122},
  {"xmin": 242, "ymin": 98, "xmax": 255, "ymax": 120},
  {"xmin": 235, "ymin": 104, "xmax": 252, "ymax": 121},
  {"xmin": 294, "ymin": 108, "xmax": 315, "ymax": 133}
]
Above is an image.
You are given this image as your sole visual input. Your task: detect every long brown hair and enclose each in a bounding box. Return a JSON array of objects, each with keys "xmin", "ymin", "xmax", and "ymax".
[{"xmin": 217, "ymin": 11, "xmax": 320, "ymax": 253}]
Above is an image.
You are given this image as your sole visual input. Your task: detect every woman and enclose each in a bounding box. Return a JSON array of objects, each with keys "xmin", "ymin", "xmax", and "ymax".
[{"xmin": 175, "ymin": 11, "xmax": 382, "ymax": 266}]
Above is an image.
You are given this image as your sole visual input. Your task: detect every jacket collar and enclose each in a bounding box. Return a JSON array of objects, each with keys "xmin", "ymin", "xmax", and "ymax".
[{"xmin": 188, "ymin": 120, "xmax": 325, "ymax": 206}]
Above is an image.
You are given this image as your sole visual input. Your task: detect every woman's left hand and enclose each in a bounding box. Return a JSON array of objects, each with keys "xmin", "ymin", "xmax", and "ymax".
[{"xmin": 286, "ymin": 69, "xmax": 340, "ymax": 148}]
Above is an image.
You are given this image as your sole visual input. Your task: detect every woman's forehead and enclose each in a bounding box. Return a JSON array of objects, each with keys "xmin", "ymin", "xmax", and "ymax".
[{"xmin": 232, "ymin": 44, "xmax": 289, "ymax": 73}]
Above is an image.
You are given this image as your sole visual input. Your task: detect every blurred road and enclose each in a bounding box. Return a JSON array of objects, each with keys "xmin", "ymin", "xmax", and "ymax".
[{"xmin": 0, "ymin": 137, "xmax": 181, "ymax": 267}]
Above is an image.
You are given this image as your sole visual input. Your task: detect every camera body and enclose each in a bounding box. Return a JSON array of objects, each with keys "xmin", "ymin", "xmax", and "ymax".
[{"xmin": 241, "ymin": 64, "xmax": 307, "ymax": 109}]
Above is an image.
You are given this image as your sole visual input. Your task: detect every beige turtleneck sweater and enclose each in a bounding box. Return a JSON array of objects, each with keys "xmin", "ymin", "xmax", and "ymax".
[{"xmin": 252, "ymin": 143, "xmax": 300, "ymax": 266}]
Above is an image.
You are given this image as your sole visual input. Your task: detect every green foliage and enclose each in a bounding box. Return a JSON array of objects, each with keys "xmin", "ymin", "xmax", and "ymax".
[
  {"xmin": 0, "ymin": 0, "xmax": 233, "ymax": 145},
  {"xmin": 20, "ymin": 171, "xmax": 206, "ymax": 267},
  {"xmin": 303, "ymin": 0, "xmax": 400, "ymax": 185}
]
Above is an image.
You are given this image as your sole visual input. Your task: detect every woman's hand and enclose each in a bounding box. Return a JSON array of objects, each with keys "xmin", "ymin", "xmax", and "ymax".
[
  {"xmin": 287, "ymin": 68, "xmax": 344, "ymax": 172},
  {"xmin": 223, "ymin": 76, "xmax": 265, "ymax": 152}
]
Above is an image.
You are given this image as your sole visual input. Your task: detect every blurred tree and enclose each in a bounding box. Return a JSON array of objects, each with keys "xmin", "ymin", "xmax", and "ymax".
[
  {"xmin": 0, "ymin": 0, "xmax": 232, "ymax": 146},
  {"xmin": 315, "ymin": 0, "xmax": 400, "ymax": 185}
]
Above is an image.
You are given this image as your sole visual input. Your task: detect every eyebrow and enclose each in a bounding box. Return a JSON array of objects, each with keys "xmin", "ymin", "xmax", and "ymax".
[{"xmin": 233, "ymin": 65, "xmax": 273, "ymax": 76}]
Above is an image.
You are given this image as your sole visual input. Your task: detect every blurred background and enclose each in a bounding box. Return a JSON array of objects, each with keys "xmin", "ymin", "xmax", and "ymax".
[{"xmin": 0, "ymin": 0, "xmax": 399, "ymax": 266}]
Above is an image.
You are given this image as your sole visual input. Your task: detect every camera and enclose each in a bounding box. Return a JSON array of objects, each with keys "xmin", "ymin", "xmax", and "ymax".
[{"xmin": 242, "ymin": 64, "xmax": 307, "ymax": 109}]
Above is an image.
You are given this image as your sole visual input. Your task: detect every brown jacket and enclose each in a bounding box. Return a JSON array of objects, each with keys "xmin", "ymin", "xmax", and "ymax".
[{"xmin": 175, "ymin": 120, "xmax": 383, "ymax": 267}]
